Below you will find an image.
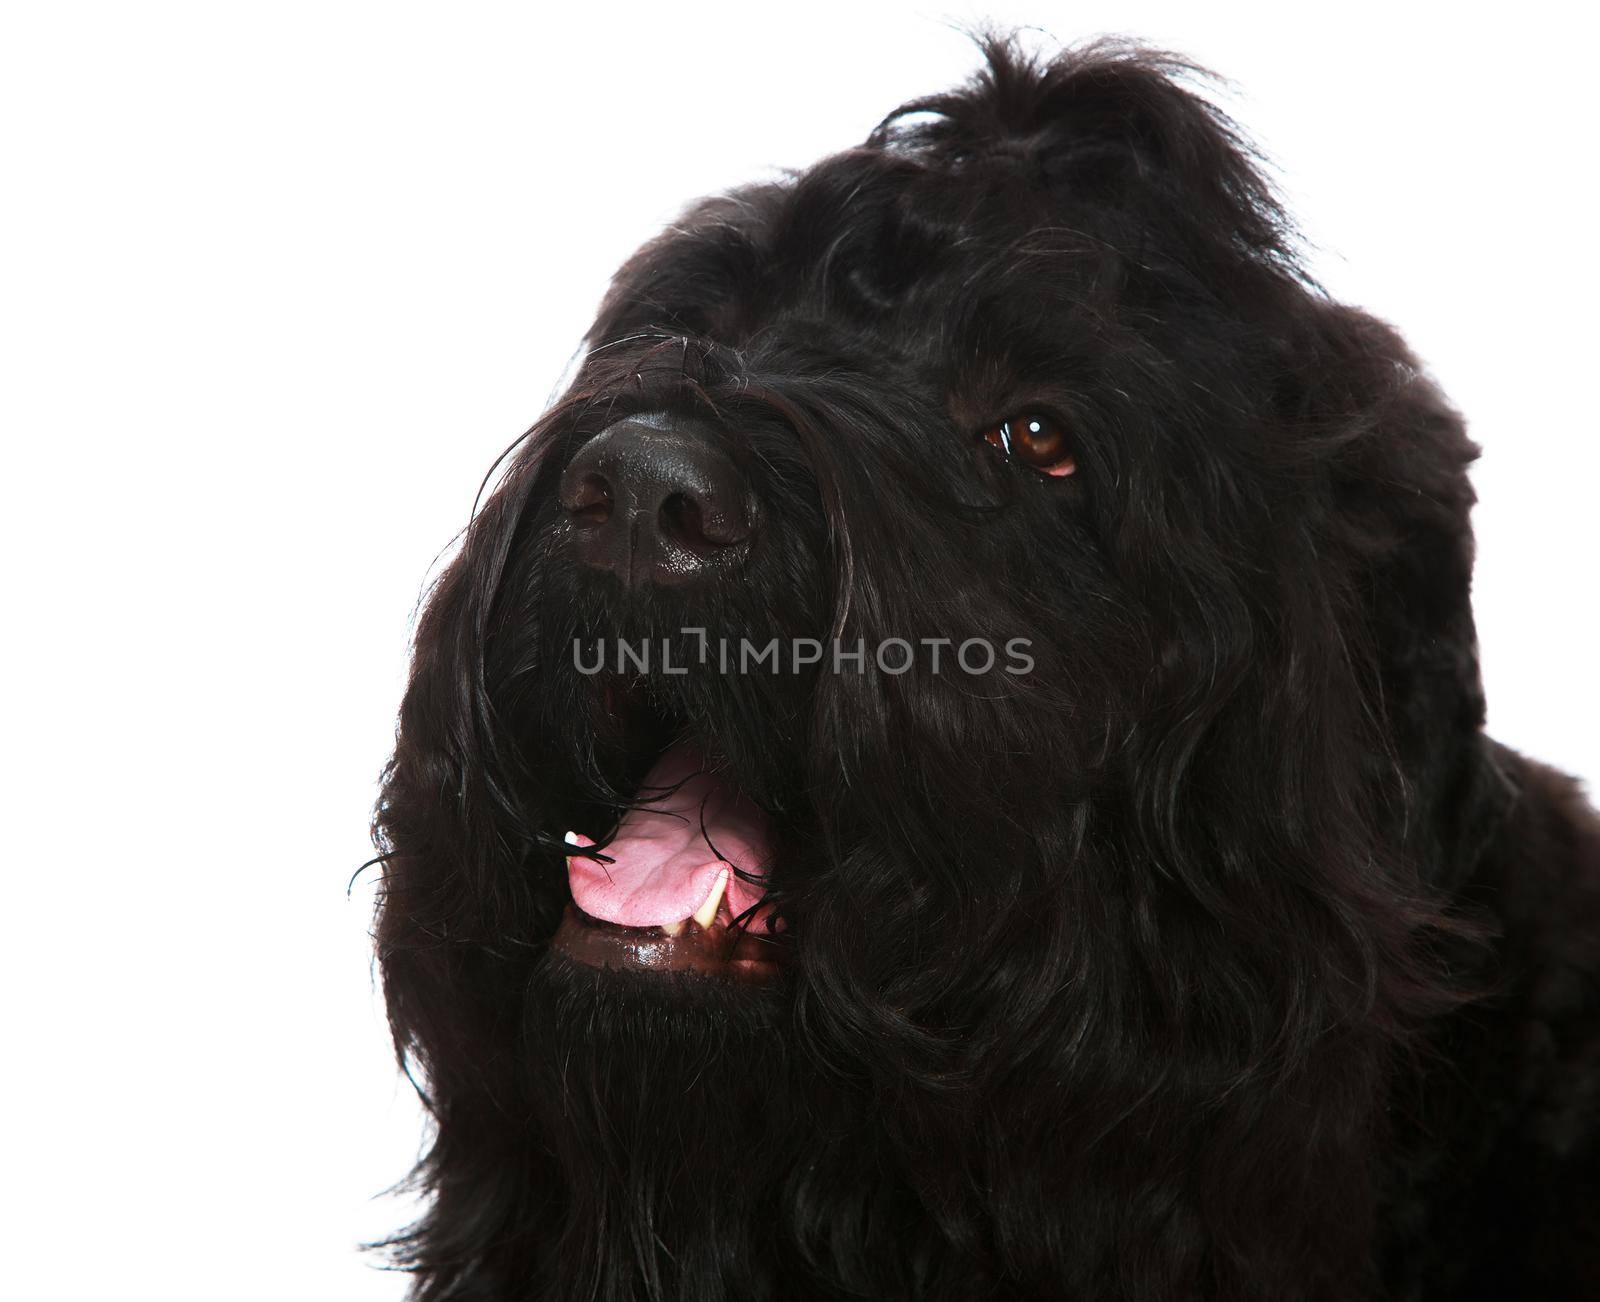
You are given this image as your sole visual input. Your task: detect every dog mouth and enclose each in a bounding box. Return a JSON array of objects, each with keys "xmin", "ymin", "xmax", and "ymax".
[{"xmin": 551, "ymin": 681, "xmax": 787, "ymax": 982}]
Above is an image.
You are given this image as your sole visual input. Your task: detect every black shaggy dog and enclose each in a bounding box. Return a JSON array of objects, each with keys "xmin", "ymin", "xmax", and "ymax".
[{"xmin": 371, "ymin": 36, "xmax": 1599, "ymax": 1301}]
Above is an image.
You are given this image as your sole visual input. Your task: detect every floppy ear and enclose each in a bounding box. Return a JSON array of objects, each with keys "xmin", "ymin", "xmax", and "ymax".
[
  {"xmin": 369, "ymin": 449, "xmax": 574, "ymax": 1286},
  {"xmin": 1318, "ymin": 308, "xmax": 1518, "ymax": 888}
]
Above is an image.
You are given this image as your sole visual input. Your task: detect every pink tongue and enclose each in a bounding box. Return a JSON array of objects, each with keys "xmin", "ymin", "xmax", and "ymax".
[{"xmin": 566, "ymin": 744, "xmax": 771, "ymax": 927}]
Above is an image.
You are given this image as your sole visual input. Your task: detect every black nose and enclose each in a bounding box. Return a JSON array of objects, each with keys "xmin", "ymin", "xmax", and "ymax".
[{"xmin": 558, "ymin": 413, "xmax": 753, "ymax": 588}]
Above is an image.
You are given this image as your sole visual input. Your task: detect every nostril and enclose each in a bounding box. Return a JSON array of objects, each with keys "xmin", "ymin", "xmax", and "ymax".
[
  {"xmin": 658, "ymin": 492, "xmax": 706, "ymax": 547},
  {"xmin": 659, "ymin": 491, "xmax": 750, "ymax": 550},
  {"xmin": 566, "ymin": 474, "xmax": 613, "ymax": 527}
]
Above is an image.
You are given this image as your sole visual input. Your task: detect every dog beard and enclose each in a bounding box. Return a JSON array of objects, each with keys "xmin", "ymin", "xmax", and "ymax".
[
  {"xmin": 509, "ymin": 958, "xmax": 958, "ymax": 1302},
  {"xmin": 527, "ymin": 960, "xmax": 792, "ymax": 1294}
]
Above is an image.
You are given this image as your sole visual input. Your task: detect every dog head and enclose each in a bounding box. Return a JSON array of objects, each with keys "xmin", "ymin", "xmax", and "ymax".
[{"xmin": 373, "ymin": 35, "xmax": 1497, "ymax": 1298}]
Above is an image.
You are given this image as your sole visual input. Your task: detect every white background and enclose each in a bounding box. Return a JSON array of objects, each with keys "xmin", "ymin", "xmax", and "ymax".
[{"xmin": 3, "ymin": 2, "xmax": 1594, "ymax": 1297}]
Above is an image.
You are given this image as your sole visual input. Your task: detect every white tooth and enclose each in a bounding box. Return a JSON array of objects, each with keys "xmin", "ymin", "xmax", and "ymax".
[
  {"xmin": 693, "ymin": 868, "xmax": 728, "ymax": 929},
  {"xmin": 562, "ymin": 831, "xmax": 581, "ymax": 846},
  {"xmin": 659, "ymin": 920, "xmax": 684, "ymax": 937}
]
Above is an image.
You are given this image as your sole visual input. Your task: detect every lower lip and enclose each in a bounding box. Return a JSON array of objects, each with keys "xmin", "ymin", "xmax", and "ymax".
[{"xmin": 551, "ymin": 904, "xmax": 783, "ymax": 982}]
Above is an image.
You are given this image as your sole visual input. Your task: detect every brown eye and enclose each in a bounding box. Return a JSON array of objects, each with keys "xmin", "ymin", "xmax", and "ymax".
[{"xmin": 980, "ymin": 413, "xmax": 1077, "ymax": 477}]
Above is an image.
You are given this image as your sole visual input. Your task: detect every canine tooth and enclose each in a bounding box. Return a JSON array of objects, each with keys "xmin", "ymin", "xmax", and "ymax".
[
  {"xmin": 660, "ymin": 920, "xmax": 684, "ymax": 937},
  {"xmin": 693, "ymin": 868, "xmax": 728, "ymax": 929}
]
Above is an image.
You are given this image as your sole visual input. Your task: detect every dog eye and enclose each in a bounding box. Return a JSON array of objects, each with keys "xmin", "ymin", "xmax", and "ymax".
[{"xmin": 980, "ymin": 414, "xmax": 1077, "ymax": 477}]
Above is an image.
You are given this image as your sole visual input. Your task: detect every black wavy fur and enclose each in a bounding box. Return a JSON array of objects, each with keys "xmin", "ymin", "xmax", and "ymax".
[{"xmin": 371, "ymin": 35, "xmax": 1600, "ymax": 1300}]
